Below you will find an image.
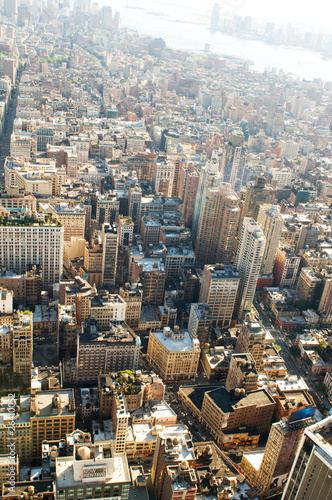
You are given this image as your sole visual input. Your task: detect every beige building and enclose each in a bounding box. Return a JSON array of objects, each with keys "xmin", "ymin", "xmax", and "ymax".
[
  {"xmin": 235, "ymin": 317, "xmax": 267, "ymax": 371},
  {"xmin": 147, "ymin": 327, "xmax": 200, "ymax": 382},
  {"xmin": 257, "ymin": 204, "xmax": 284, "ymax": 275},
  {"xmin": 30, "ymin": 390, "xmax": 75, "ymax": 460},
  {"xmin": 48, "ymin": 203, "xmax": 86, "ymax": 243},
  {"xmin": 88, "ymin": 293, "xmax": 126, "ymax": 331},
  {"xmin": 0, "ymin": 395, "xmax": 32, "ymax": 463},
  {"xmin": 199, "ymin": 264, "xmax": 240, "ymax": 327},
  {"xmin": 225, "ymin": 353, "xmax": 259, "ymax": 392},
  {"xmin": 12, "ymin": 311, "xmax": 33, "ymax": 377},
  {"xmin": 119, "ymin": 283, "xmax": 143, "ymax": 330}
]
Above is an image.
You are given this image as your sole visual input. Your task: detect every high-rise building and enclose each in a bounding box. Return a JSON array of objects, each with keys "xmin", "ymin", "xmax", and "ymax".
[
  {"xmin": 257, "ymin": 204, "xmax": 284, "ymax": 275},
  {"xmin": 199, "ymin": 264, "xmax": 240, "ymax": 327},
  {"xmin": 4, "ymin": 0, "xmax": 17, "ymax": 18},
  {"xmin": 235, "ymin": 316, "xmax": 267, "ymax": 370},
  {"xmin": 242, "ymin": 418, "xmax": 310, "ymax": 498},
  {"xmin": 12, "ymin": 312, "xmax": 33, "ymax": 377},
  {"xmin": 192, "ymin": 159, "xmax": 223, "ymax": 242},
  {"xmin": 223, "ymin": 131, "xmax": 245, "ymax": 191},
  {"xmin": 102, "ymin": 223, "xmax": 118, "ymax": 287},
  {"xmin": 282, "ymin": 416, "xmax": 332, "ymax": 500},
  {"xmin": 49, "ymin": 203, "xmax": 86, "ymax": 242},
  {"xmin": 225, "ymin": 353, "xmax": 258, "ymax": 392},
  {"xmin": 179, "ymin": 166, "xmax": 199, "ymax": 227},
  {"xmin": 210, "ymin": 4, "xmax": 220, "ymax": 30},
  {"xmin": 234, "ymin": 218, "xmax": 266, "ymax": 319},
  {"xmin": 0, "ymin": 216, "xmax": 64, "ymax": 286},
  {"xmin": 240, "ymin": 175, "xmax": 276, "ymax": 227},
  {"xmin": 128, "ymin": 185, "xmax": 142, "ymax": 231},
  {"xmin": 195, "ymin": 183, "xmax": 240, "ymax": 265},
  {"xmin": 273, "ymin": 245, "xmax": 301, "ymax": 288},
  {"xmin": 187, "ymin": 303, "xmax": 213, "ymax": 347},
  {"xmin": 153, "ymin": 158, "xmax": 175, "ymax": 197},
  {"xmin": 119, "ymin": 283, "xmax": 143, "ymax": 330}
]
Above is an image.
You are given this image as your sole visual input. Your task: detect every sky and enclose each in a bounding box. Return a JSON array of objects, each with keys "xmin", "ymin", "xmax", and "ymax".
[{"xmin": 100, "ymin": 0, "xmax": 332, "ymax": 32}]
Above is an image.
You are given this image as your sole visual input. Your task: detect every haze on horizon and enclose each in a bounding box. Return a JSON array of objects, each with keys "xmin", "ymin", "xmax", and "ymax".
[{"xmin": 100, "ymin": 0, "xmax": 332, "ymax": 33}]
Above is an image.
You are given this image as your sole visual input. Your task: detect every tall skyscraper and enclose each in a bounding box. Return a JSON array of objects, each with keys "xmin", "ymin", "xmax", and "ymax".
[
  {"xmin": 282, "ymin": 416, "xmax": 332, "ymax": 500},
  {"xmin": 223, "ymin": 131, "xmax": 245, "ymax": 192},
  {"xmin": 234, "ymin": 218, "xmax": 266, "ymax": 319},
  {"xmin": 195, "ymin": 183, "xmax": 240, "ymax": 265},
  {"xmin": 101, "ymin": 222, "xmax": 118, "ymax": 287},
  {"xmin": 192, "ymin": 159, "xmax": 223, "ymax": 242},
  {"xmin": 257, "ymin": 204, "xmax": 284, "ymax": 275},
  {"xmin": 254, "ymin": 419, "xmax": 308, "ymax": 497},
  {"xmin": 199, "ymin": 264, "xmax": 240, "ymax": 327},
  {"xmin": 4, "ymin": 0, "xmax": 17, "ymax": 18},
  {"xmin": 210, "ymin": 4, "xmax": 220, "ymax": 31}
]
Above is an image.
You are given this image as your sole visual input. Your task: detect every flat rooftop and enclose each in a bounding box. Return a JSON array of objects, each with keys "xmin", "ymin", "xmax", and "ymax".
[{"xmin": 153, "ymin": 329, "xmax": 198, "ymax": 352}]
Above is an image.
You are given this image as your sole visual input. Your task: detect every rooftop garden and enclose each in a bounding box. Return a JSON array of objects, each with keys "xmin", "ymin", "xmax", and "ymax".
[{"xmin": 0, "ymin": 214, "xmax": 62, "ymax": 227}]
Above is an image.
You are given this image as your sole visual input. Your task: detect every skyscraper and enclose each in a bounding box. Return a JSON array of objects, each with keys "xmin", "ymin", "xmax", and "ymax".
[
  {"xmin": 199, "ymin": 264, "xmax": 240, "ymax": 327},
  {"xmin": 195, "ymin": 183, "xmax": 240, "ymax": 265},
  {"xmin": 101, "ymin": 222, "xmax": 118, "ymax": 287},
  {"xmin": 223, "ymin": 131, "xmax": 245, "ymax": 191},
  {"xmin": 234, "ymin": 218, "xmax": 266, "ymax": 319},
  {"xmin": 210, "ymin": 4, "xmax": 220, "ymax": 31},
  {"xmin": 282, "ymin": 416, "xmax": 332, "ymax": 500},
  {"xmin": 4, "ymin": 0, "xmax": 17, "ymax": 18},
  {"xmin": 192, "ymin": 159, "xmax": 223, "ymax": 242},
  {"xmin": 257, "ymin": 204, "xmax": 284, "ymax": 275}
]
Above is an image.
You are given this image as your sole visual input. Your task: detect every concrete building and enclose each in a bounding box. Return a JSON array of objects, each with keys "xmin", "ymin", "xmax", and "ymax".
[
  {"xmin": 199, "ymin": 264, "xmax": 240, "ymax": 327},
  {"xmin": 235, "ymin": 317, "xmax": 267, "ymax": 370},
  {"xmin": 234, "ymin": 218, "xmax": 266, "ymax": 319},
  {"xmin": 282, "ymin": 416, "xmax": 332, "ymax": 500},
  {"xmin": 55, "ymin": 442, "xmax": 131, "ymax": 500},
  {"xmin": 273, "ymin": 246, "xmax": 301, "ymax": 288},
  {"xmin": 119, "ymin": 283, "xmax": 143, "ymax": 330},
  {"xmin": 0, "ymin": 395, "xmax": 31, "ymax": 464},
  {"xmin": 76, "ymin": 321, "xmax": 140, "ymax": 382},
  {"xmin": 239, "ymin": 175, "xmax": 275, "ymax": 234},
  {"xmin": 195, "ymin": 183, "xmax": 240, "ymax": 265},
  {"xmin": 257, "ymin": 204, "xmax": 284, "ymax": 275},
  {"xmin": 118, "ymin": 215, "xmax": 134, "ymax": 246},
  {"xmin": 225, "ymin": 353, "xmax": 258, "ymax": 392},
  {"xmin": 296, "ymin": 267, "xmax": 322, "ymax": 307},
  {"xmin": 48, "ymin": 204, "xmax": 86, "ymax": 243},
  {"xmin": 147, "ymin": 327, "xmax": 200, "ymax": 382},
  {"xmin": 223, "ymin": 131, "xmax": 245, "ymax": 191},
  {"xmin": 0, "ymin": 287, "xmax": 13, "ymax": 314},
  {"xmin": 88, "ymin": 292, "xmax": 126, "ymax": 331},
  {"xmin": 187, "ymin": 303, "xmax": 213, "ymax": 347},
  {"xmin": 30, "ymin": 390, "xmax": 75, "ymax": 460},
  {"xmin": 153, "ymin": 159, "xmax": 175, "ymax": 197},
  {"xmin": 102, "ymin": 223, "xmax": 118, "ymax": 287},
  {"xmin": 0, "ymin": 215, "xmax": 64, "ymax": 286}
]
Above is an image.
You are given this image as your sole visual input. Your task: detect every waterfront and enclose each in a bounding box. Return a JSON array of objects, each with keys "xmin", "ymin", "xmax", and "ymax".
[{"xmin": 103, "ymin": 0, "xmax": 332, "ymax": 81}]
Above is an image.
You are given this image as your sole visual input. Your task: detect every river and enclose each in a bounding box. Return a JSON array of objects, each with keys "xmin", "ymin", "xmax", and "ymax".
[{"xmin": 101, "ymin": 0, "xmax": 332, "ymax": 82}]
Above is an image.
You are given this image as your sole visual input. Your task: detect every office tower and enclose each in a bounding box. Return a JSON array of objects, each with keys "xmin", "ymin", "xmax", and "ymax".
[
  {"xmin": 242, "ymin": 419, "xmax": 308, "ymax": 498},
  {"xmin": 37, "ymin": 126, "xmax": 55, "ymax": 152},
  {"xmin": 195, "ymin": 183, "xmax": 240, "ymax": 265},
  {"xmin": 79, "ymin": 237, "xmax": 103, "ymax": 288},
  {"xmin": 187, "ymin": 303, "xmax": 213, "ymax": 347},
  {"xmin": 240, "ymin": 175, "xmax": 276, "ymax": 227},
  {"xmin": 273, "ymin": 245, "xmax": 301, "ymax": 288},
  {"xmin": 179, "ymin": 166, "xmax": 199, "ymax": 227},
  {"xmin": 223, "ymin": 131, "xmax": 245, "ymax": 191},
  {"xmin": 102, "ymin": 223, "xmax": 118, "ymax": 287},
  {"xmin": 147, "ymin": 327, "xmax": 200, "ymax": 382},
  {"xmin": 257, "ymin": 204, "xmax": 284, "ymax": 275},
  {"xmin": 225, "ymin": 353, "xmax": 258, "ymax": 392},
  {"xmin": 4, "ymin": 0, "xmax": 17, "ymax": 18},
  {"xmin": 210, "ymin": 3, "xmax": 220, "ymax": 30},
  {"xmin": 199, "ymin": 264, "xmax": 240, "ymax": 327},
  {"xmin": 266, "ymin": 104, "xmax": 285, "ymax": 137},
  {"xmin": 96, "ymin": 195, "xmax": 119, "ymax": 226},
  {"xmin": 234, "ymin": 218, "xmax": 266, "ymax": 319},
  {"xmin": 141, "ymin": 262, "xmax": 166, "ymax": 306},
  {"xmin": 128, "ymin": 185, "xmax": 142, "ymax": 231},
  {"xmin": 192, "ymin": 159, "xmax": 223, "ymax": 242},
  {"xmin": 282, "ymin": 416, "xmax": 332, "ymax": 500},
  {"xmin": 101, "ymin": 5, "xmax": 112, "ymax": 26},
  {"xmin": 0, "ymin": 217, "xmax": 64, "ymax": 286},
  {"xmin": 127, "ymin": 152, "xmax": 156, "ymax": 182},
  {"xmin": 236, "ymin": 317, "xmax": 266, "ymax": 371}
]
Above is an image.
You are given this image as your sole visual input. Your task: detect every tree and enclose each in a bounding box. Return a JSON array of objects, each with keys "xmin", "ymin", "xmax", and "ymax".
[{"xmin": 295, "ymin": 299, "xmax": 310, "ymax": 311}]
